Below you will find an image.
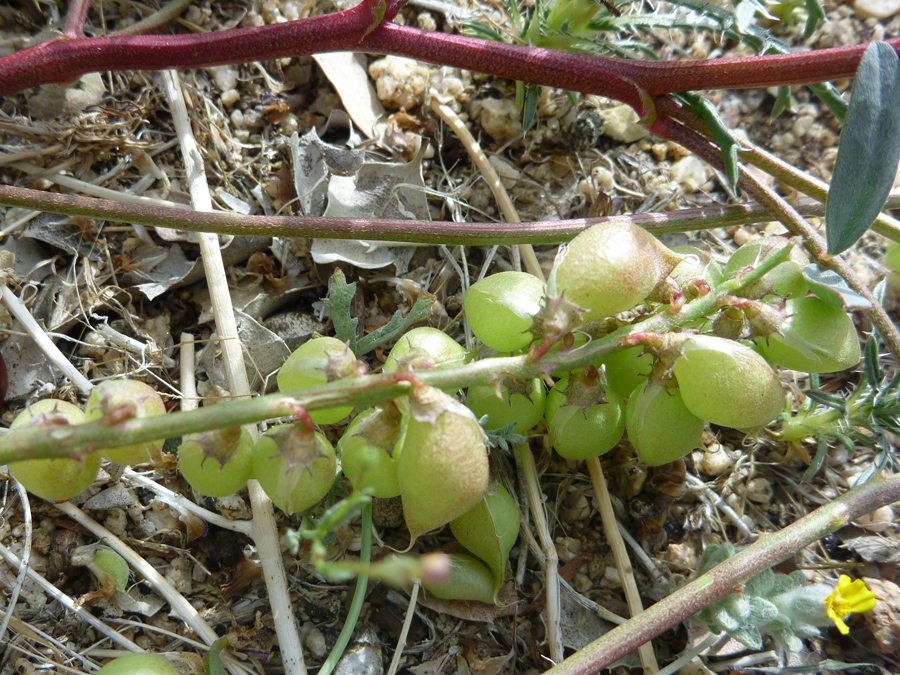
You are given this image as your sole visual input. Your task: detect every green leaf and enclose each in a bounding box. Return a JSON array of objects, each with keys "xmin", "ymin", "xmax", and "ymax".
[
  {"xmin": 322, "ymin": 268, "xmax": 359, "ymax": 353},
  {"xmin": 93, "ymin": 547, "xmax": 129, "ymax": 593},
  {"xmin": 522, "ymin": 83, "xmax": 542, "ymax": 131},
  {"xmin": 355, "ymin": 294, "xmax": 434, "ymax": 356},
  {"xmin": 729, "ymin": 625, "xmax": 763, "ymax": 650},
  {"xmin": 802, "ymin": 265, "xmax": 872, "ymax": 310},
  {"xmin": 678, "ymin": 93, "xmax": 740, "ymax": 186},
  {"xmin": 803, "ymin": 0, "xmax": 825, "ymax": 39},
  {"xmin": 771, "ymin": 85, "xmax": 792, "ymax": 119},
  {"xmin": 482, "ymin": 421, "xmax": 528, "ymax": 451},
  {"xmin": 450, "ymin": 484, "xmax": 520, "ymax": 601},
  {"xmin": 204, "ymin": 637, "xmax": 231, "ymax": 675},
  {"xmin": 826, "ymin": 42, "xmax": 900, "ymax": 255},
  {"xmin": 460, "ymin": 21, "xmax": 506, "ymax": 43},
  {"xmin": 748, "ymin": 660, "xmax": 892, "ymax": 675}
]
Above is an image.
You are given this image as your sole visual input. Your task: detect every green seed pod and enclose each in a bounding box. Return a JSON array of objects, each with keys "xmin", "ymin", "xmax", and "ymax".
[
  {"xmin": 465, "ymin": 271, "xmax": 545, "ymax": 352},
  {"xmin": 8, "ymin": 399, "xmax": 101, "ymax": 502},
  {"xmin": 546, "ymin": 370, "xmax": 625, "ymax": 460},
  {"xmin": 92, "ymin": 546, "xmax": 130, "ymax": 594},
  {"xmin": 598, "ymin": 345, "xmax": 653, "ymax": 399},
  {"xmin": 398, "ymin": 387, "xmax": 489, "ymax": 545},
  {"xmin": 84, "ymin": 380, "xmax": 167, "ymax": 465},
  {"xmin": 178, "ymin": 427, "xmax": 254, "ymax": 498},
  {"xmin": 672, "ymin": 335, "xmax": 785, "ymax": 429},
  {"xmin": 724, "ymin": 237, "xmax": 809, "ymax": 300},
  {"xmin": 251, "ymin": 423, "xmax": 337, "ymax": 515},
  {"xmin": 548, "ymin": 221, "xmax": 682, "ymax": 322},
  {"xmin": 756, "ymin": 296, "xmax": 860, "ymax": 374},
  {"xmin": 338, "ymin": 404, "xmax": 406, "ymax": 498},
  {"xmin": 420, "ymin": 553, "xmax": 496, "ymax": 604},
  {"xmin": 450, "ymin": 484, "xmax": 519, "ymax": 601},
  {"xmin": 383, "ymin": 327, "xmax": 469, "ymax": 393},
  {"xmin": 466, "ymin": 377, "xmax": 546, "ymax": 434},
  {"xmin": 625, "ymin": 383, "xmax": 705, "ymax": 466},
  {"xmin": 95, "ymin": 654, "xmax": 179, "ymax": 675},
  {"xmin": 277, "ymin": 337, "xmax": 362, "ymax": 424}
]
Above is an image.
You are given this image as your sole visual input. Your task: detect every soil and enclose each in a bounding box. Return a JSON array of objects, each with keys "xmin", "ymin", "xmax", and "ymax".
[{"xmin": 0, "ymin": 1, "xmax": 899, "ymax": 675}]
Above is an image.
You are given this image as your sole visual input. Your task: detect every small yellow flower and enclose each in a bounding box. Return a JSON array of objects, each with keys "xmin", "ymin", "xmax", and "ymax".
[{"xmin": 823, "ymin": 575, "xmax": 876, "ymax": 635}]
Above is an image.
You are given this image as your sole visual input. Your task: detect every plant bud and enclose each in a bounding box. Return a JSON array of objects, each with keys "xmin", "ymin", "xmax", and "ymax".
[
  {"xmin": 548, "ymin": 221, "xmax": 682, "ymax": 322},
  {"xmin": 383, "ymin": 327, "xmax": 469, "ymax": 393},
  {"xmin": 756, "ymin": 296, "xmax": 860, "ymax": 373},
  {"xmin": 420, "ymin": 553, "xmax": 496, "ymax": 604},
  {"xmin": 95, "ymin": 654, "xmax": 179, "ymax": 675},
  {"xmin": 670, "ymin": 335, "xmax": 785, "ymax": 429},
  {"xmin": 178, "ymin": 427, "xmax": 254, "ymax": 498},
  {"xmin": 398, "ymin": 386, "xmax": 489, "ymax": 545},
  {"xmin": 712, "ymin": 306, "xmax": 747, "ymax": 340}
]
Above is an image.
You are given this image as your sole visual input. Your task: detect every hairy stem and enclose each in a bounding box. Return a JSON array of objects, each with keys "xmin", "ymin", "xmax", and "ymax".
[{"xmin": 544, "ymin": 472, "xmax": 900, "ymax": 675}]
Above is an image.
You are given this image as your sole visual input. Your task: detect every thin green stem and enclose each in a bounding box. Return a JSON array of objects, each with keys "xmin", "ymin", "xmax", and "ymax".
[
  {"xmin": 0, "ymin": 249, "xmax": 792, "ymax": 465},
  {"xmin": 317, "ymin": 502, "xmax": 372, "ymax": 675},
  {"xmin": 544, "ymin": 472, "xmax": 900, "ymax": 675}
]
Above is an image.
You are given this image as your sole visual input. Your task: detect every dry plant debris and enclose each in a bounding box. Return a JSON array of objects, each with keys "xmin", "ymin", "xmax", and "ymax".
[{"xmin": 1, "ymin": 1, "xmax": 900, "ymax": 675}]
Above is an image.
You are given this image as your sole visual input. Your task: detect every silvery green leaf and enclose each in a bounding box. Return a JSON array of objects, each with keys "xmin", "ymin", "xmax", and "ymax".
[
  {"xmin": 711, "ymin": 604, "xmax": 742, "ymax": 632},
  {"xmin": 730, "ymin": 625, "xmax": 763, "ymax": 650},
  {"xmin": 748, "ymin": 596, "xmax": 779, "ymax": 624},
  {"xmin": 745, "ymin": 568, "xmax": 775, "ymax": 596},
  {"xmin": 803, "ymin": 265, "xmax": 871, "ymax": 310},
  {"xmin": 825, "ymin": 42, "xmax": 900, "ymax": 255}
]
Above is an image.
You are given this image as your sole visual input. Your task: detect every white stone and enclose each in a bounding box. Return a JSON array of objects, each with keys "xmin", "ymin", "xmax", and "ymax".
[
  {"xmin": 670, "ymin": 156, "xmax": 708, "ymax": 193},
  {"xmin": 854, "ymin": 0, "xmax": 900, "ymax": 19},
  {"xmin": 368, "ymin": 56, "xmax": 431, "ymax": 111},
  {"xmin": 599, "ymin": 104, "xmax": 649, "ymax": 143},
  {"xmin": 209, "ymin": 65, "xmax": 239, "ymax": 92},
  {"xmin": 477, "ymin": 98, "xmax": 522, "ymax": 143}
]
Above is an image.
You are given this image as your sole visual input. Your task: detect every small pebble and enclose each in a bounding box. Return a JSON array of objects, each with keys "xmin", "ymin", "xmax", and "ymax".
[
  {"xmin": 670, "ymin": 156, "xmax": 707, "ymax": 193},
  {"xmin": 854, "ymin": 0, "xmax": 900, "ymax": 19},
  {"xmin": 302, "ymin": 623, "xmax": 328, "ymax": 660},
  {"xmin": 599, "ymin": 105, "xmax": 649, "ymax": 143}
]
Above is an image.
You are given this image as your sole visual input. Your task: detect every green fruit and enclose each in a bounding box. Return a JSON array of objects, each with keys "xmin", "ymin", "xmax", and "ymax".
[
  {"xmin": 84, "ymin": 380, "xmax": 167, "ymax": 465},
  {"xmin": 724, "ymin": 237, "xmax": 809, "ymax": 300},
  {"xmin": 398, "ymin": 393, "xmax": 489, "ymax": 544},
  {"xmin": 548, "ymin": 221, "xmax": 682, "ymax": 322},
  {"xmin": 277, "ymin": 337, "xmax": 359, "ymax": 425},
  {"xmin": 251, "ymin": 424, "xmax": 337, "ymax": 515},
  {"xmin": 177, "ymin": 427, "xmax": 254, "ymax": 497},
  {"xmin": 95, "ymin": 653, "xmax": 178, "ymax": 675},
  {"xmin": 887, "ymin": 242, "xmax": 900, "ymax": 291},
  {"xmin": 757, "ymin": 297, "xmax": 860, "ymax": 374},
  {"xmin": 466, "ymin": 378, "xmax": 546, "ymax": 434},
  {"xmin": 338, "ymin": 406, "xmax": 406, "ymax": 498},
  {"xmin": 450, "ymin": 484, "xmax": 519, "ymax": 601},
  {"xmin": 546, "ymin": 382, "xmax": 626, "ymax": 460},
  {"xmin": 598, "ymin": 345, "xmax": 653, "ymax": 399},
  {"xmin": 625, "ymin": 383, "xmax": 705, "ymax": 466},
  {"xmin": 421, "ymin": 553, "xmax": 496, "ymax": 604},
  {"xmin": 464, "ymin": 272, "xmax": 545, "ymax": 352},
  {"xmin": 8, "ymin": 399, "xmax": 101, "ymax": 502},
  {"xmin": 672, "ymin": 335, "xmax": 785, "ymax": 429},
  {"xmin": 383, "ymin": 328, "xmax": 469, "ymax": 394}
]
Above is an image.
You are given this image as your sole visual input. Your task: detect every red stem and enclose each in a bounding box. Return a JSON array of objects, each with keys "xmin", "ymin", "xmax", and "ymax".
[
  {"xmin": 64, "ymin": 0, "xmax": 91, "ymax": 39},
  {"xmin": 0, "ymin": 5, "xmax": 896, "ymax": 102}
]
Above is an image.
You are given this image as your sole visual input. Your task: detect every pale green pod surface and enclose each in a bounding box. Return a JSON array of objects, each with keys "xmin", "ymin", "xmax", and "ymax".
[
  {"xmin": 598, "ymin": 345, "xmax": 653, "ymax": 399},
  {"xmin": 95, "ymin": 654, "xmax": 179, "ymax": 675},
  {"xmin": 8, "ymin": 399, "xmax": 101, "ymax": 502},
  {"xmin": 277, "ymin": 337, "xmax": 356, "ymax": 424},
  {"xmin": 464, "ymin": 271, "xmax": 545, "ymax": 352},
  {"xmin": 421, "ymin": 553, "xmax": 497, "ymax": 604},
  {"xmin": 398, "ymin": 409, "xmax": 489, "ymax": 545},
  {"xmin": 84, "ymin": 380, "xmax": 167, "ymax": 465},
  {"xmin": 178, "ymin": 427, "xmax": 254, "ymax": 498},
  {"xmin": 724, "ymin": 238, "xmax": 809, "ymax": 300},
  {"xmin": 757, "ymin": 296, "xmax": 860, "ymax": 374},
  {"xmin": 546, "ymin": 387, "xmax": 626, "ymax": 460},
  {"xmin": 251, "ymin": 426, "xmax": 337, "ymax": 515},
  {"xmin": 383, "ymin": 327, "xmax": 468, "ymax": 394},
  {"xmin": 338, "ymin": 410, "xmax": 404, "ymax": 498},
  {"xmin": 93, "ymin": 546, "xmax": 130, "ymax": 594},
  {"xmin": 625, "ymin": 383, "xmax": 704, "ymax": 466},
  {"xmin": 450, "ymin": 484, "xmax": 519, "ymax": 600},
  {"xmin": 466, "ymin": 378, "xmax": 546, "ymax": 434},
  {"xmin": 548, "ymin": 221, "xmax": 681, "ymax": 322},
  {"xmin": 673, "ymin": 335, "xmax": 785, "ymax": 429}
]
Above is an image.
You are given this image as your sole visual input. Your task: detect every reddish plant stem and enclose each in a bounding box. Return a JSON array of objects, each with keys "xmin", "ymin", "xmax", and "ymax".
[
  {"xmin": 546, "ymin": 472, "xmax": 900, "ymax": 675},
  {"xmin": 0, "ymin": 5, "xmax": 897, "ymax": 102},
  {"xmin": 63, "ymin": 0, "xmax": 91, "ymax": 39},
  {"xmin": 0, "ymin": 182, "xmax": 855, "ymax": 244}
]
